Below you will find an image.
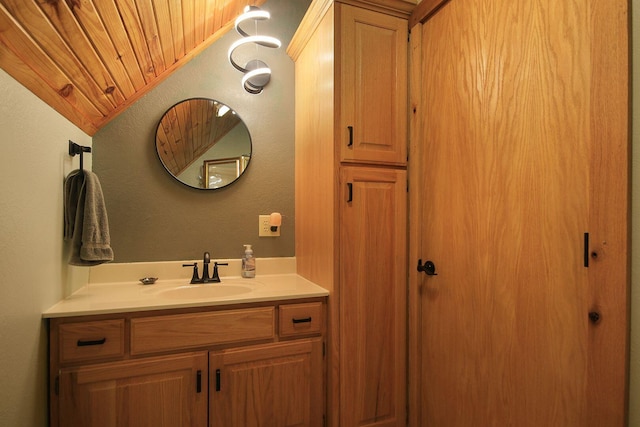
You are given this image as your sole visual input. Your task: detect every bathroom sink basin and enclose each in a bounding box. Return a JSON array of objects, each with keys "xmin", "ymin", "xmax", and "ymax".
[{"xmin": 157, "ymin": 282, "xmax": 259, "ymax": 300}]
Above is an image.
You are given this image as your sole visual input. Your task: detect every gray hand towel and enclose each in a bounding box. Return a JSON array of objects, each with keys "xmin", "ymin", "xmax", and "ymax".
[
  {"xmin": 63, "ymin": 169, "xmax": 81, "ymax": 240},
  {"xmin": 64, "ymin": 169, "xmax": 114, "ymax": 266}
]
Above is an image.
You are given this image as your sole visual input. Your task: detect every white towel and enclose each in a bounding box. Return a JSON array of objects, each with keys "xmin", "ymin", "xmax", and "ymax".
[{"xmin": 64, "ymin": 169, "xmax": 114, "ymax": 266}]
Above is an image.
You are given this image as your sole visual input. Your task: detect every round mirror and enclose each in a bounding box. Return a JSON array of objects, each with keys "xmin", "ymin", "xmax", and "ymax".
[{"xmin": 155, "ymin": 98, "xmax": 251, "ymax": 190}]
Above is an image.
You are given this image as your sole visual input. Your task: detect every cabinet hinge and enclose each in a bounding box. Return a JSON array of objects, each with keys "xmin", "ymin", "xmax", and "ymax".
[{"xmin": 54, "ymin": 375, "xmax": 59, "ymax": 396}]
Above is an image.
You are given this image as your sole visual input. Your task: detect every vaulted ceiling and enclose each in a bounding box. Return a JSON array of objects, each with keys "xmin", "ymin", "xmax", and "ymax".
[{"xmin": 0, "ymin": 0, "xmax": 265, "ymax": 136}]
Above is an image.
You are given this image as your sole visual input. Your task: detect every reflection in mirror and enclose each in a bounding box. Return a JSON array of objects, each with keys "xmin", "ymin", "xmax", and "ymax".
[{"xmin": 155, "ymin": 98, "xmax": 251, "ymax": 189}]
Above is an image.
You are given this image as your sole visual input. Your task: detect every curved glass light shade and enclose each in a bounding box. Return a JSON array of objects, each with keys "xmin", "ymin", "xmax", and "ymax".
[
  {"xmin": 228, "ymin": 35, "xmax": 282, "ymax": 73},
  {"xmin": 227, "ymin": 6, "xmax": 280, "ymax": 94}
]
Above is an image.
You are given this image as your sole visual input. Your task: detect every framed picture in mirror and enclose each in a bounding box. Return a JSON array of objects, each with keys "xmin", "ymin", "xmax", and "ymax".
[{"xmin": 203, "ymin": 156, "xmax": 250, "ymax": 189}]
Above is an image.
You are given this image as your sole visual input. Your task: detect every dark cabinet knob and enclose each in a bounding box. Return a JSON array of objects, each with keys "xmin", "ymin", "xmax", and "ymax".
[
  {"xmin": 588, "ymin": 311, "xmax": 601, "ymax": 324},
  {"xmin": 417, "ymin": 259, "xmax": 437, "ymax": 276}
]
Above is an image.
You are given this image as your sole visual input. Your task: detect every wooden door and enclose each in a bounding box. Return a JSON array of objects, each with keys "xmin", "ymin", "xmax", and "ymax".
[
  {"xmin": 340, "ymin": 166, "xmax": 407, "ymax": 426},
  {"xmin": 339, "ymin": 4, "xmax": 408, "ymax": 166},
  {"xmin": 209, "ymin": 339, "xmax": 324, "ymax": 427},
  {"xmin": 408, "ymin": 0, "xmax": 629, "ymax": 426},
  {"xmin": 59, "ymin": 352, "xmax": 208, "ymax": 427}
]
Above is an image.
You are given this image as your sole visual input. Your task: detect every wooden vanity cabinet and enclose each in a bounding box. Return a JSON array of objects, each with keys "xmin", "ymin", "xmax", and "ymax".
[
  {"xmin": 48, "ymin": 299, "xmax": 326, "ymax": 427},
  {"xmin": 288, "ymin": 1, "xmax": 410, "ymax": 426}
]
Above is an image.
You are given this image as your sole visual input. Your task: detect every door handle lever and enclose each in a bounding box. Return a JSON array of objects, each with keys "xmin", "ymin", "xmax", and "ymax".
[{"xmin": 417, "ymin": 259, "xmax": 437, "ymax": 275}]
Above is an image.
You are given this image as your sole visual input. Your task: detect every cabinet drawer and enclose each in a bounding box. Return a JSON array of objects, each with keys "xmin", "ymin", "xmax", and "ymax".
[
  {"xmin": 130, "ymin": 307, "xmax": 275, "ymax": 355},
  {"xmin": 59, "ymin": 319, "xmax": 125, "ymax": 363},
  {"xmin": 279, "ymin": 302, "xmax": 322, "ymax": 337}
]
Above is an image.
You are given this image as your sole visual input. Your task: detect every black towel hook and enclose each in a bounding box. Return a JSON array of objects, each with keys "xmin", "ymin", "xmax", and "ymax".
[{"xmin": 68, "ymin": 140, "xmax": 91, "ymax": 171}]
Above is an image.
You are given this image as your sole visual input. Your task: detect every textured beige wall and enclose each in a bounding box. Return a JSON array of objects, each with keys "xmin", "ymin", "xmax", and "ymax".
[{"xmin": 92, "ymin": 0, "xmax": 310, "ymax": 264}]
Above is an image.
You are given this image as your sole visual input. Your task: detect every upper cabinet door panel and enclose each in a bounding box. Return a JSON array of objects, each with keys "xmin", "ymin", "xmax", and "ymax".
[{"xmin": 339, "ymin": 5, "xmax": 408, "ymax": 166}]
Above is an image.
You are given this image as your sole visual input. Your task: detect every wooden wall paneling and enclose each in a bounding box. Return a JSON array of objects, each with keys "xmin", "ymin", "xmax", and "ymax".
[
  {"xmin": 156, "ymin": 126, "xmax": 178, "ymax": 175},
  {"xmin": 167, "ymin": 107, "xmax": 187, "ymax": 174},
  {"xmin": 135, "ymin": 0, "xmax": 168, "ymax": 76},
  {"xmin": 291, "ymin": 6, "xmax": 338, "ymax": 425},
  {"xmin": 292, "ymin": 5, "xmax": 337, "ymax": 294},
  {"xmin": 150, "ymin": 0, "xmax": 176, "ymax": 66},
  {"xmin": 181, "ymin": 0, "xmax": 196, "ymax": 52},
  {"xmin": 195, "ymin": 99, "xmax": 209, "ymax": 156},
  {"xmin": 0, "ymin": 5, "xmax": 105, "ymax": 123},
  {"xmin": 408, "ymin": 0, "xmax": 450, "ymax": 27},
  {"xmin": 193, "ymin": 0, "xmax": 207, "ymax": 44},
  {"xmin": 407, "ymin": 19, "xmax": 423, "ymax": 427},
  {"xmin": 167, "ymin": 0, "xmax": 186, "ymax": 60},
  {"xmin": 0, "ymin": 27, "xmax": 98, "ymax": 135},
  {"xmin": 0, "ymin": 0, "xmax": 265, "ymax": 135},
  {"xmin": 1, "ymin": 0, "xmax": 123, "ymax": 111},
  {"xmin": 68, "ymin": 0, "xmax": 145, "ymax": 93},
  {"xmin": 587, "ymin": 0, "xmax": 630, "ymax": 425},
  {"xmin": 112, "ymin": 0, "xmax": 158, "ymax": 81},
  {"xmin": 204, "ymin": 0, "xmax": 219, "ymax": 37}
]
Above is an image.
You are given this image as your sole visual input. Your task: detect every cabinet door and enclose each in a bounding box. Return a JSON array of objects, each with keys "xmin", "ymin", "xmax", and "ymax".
[
  {"xmin": 339, "ymin": 5, "xmax": 408, "ymax": 166},
  {"xmin": 210, "ymin": 339, "xmax": 324, "ymax": 427},
  {"xmin": 340, "ymin": 166, "xmax": 407, "ymax": 427},
  {"xmin": 58, "ymin": 352, "xmax": 208, "ymax": 427}
]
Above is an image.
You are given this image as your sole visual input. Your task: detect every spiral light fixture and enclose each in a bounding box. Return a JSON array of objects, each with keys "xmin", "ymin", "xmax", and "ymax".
[{"xmin": 228, "ymin": 6, "xmax": 281, "ymax": 94}]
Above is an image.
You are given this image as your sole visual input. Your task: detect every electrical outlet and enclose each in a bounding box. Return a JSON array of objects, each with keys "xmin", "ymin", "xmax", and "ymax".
[{"xmin": 259, "ymin": 215, "xmax": 280, "ymax": 237}]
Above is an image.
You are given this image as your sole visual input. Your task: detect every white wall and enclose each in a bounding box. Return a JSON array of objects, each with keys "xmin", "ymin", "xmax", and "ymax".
[{"xmin": 0, "ymin": 70, "xmax": 90, "ymax": 425}]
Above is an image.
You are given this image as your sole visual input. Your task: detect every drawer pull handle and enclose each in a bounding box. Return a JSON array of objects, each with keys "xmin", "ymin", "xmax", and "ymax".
[
  {"xmin": 76, "ymin": 338, "xmax": 106, "ymax": 347},
  {"xmin": 292, "ymin": 317, "xmax": 312, "ymax": 324},
  {"xmin": 196, "ymin": 370, "xmax": 202, "ymax": 393}
]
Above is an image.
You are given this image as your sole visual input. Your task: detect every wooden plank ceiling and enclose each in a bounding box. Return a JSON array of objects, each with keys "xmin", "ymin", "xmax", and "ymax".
[{"xmin": 0, "ymin": 0, "xmax": 264, "ymax": 136}]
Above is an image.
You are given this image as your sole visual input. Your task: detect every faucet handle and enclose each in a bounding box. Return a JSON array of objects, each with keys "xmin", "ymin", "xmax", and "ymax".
[
  {"xmin": 182, "ymin": 263, "xmax": 200, "ymax": 284},
  {"xmin": 211, "ymin": 262, "xmax": 228, "ymax": 283}
]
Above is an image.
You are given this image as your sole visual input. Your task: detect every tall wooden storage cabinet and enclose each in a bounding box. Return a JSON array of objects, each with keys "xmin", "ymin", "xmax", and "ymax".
[{"xmin": 288, "ymin": 1, "xmax": 412, "ymax": 425}]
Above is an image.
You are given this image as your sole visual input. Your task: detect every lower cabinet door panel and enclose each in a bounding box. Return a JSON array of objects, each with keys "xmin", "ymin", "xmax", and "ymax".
[
  {"xmin": 58, "ymin": 352, "xmax": 208, "ymax": 427},
  {"xmin": 339, "ymin": 166, "xmax": 407, "ymax": 427},
  {"xmin": 209, "ymin": 339, "xmax": 324, "ymax": 427}
]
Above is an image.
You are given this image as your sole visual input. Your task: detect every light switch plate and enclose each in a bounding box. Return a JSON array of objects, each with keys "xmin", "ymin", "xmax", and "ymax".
[{"xmin": 259, "ymin": 215, "xmax": 280, "ymax": 237}]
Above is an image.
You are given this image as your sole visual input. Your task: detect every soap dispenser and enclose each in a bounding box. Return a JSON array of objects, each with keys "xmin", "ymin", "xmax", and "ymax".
[{"xmin": 242, "ymin": 244, "xmax": 256, "ymax": 278}]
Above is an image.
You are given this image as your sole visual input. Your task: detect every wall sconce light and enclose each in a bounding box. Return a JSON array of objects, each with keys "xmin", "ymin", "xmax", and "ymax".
[{"xmin": 228, "ymin": 6, "xmax": 281, "ymax": 94}]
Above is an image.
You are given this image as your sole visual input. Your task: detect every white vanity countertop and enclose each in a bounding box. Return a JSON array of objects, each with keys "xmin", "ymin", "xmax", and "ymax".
[{"xmin": 43, "ymin": 274, "xmax": 329, "ymax": 318}]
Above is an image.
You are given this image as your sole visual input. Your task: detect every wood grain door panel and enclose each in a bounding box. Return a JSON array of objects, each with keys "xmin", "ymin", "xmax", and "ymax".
[{"xmin": 409, "ymin": 0, "xmax": 629, "ymax": 425}]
